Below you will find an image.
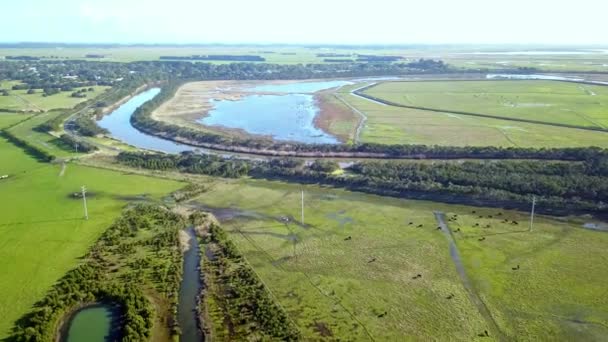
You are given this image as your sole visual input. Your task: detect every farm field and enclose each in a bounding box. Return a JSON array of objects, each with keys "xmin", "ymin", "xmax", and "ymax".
[
  {"xmin": 0, "ymin": 137, "xmax": 183, "ymax": 338},
  {"xmin": 0, "ymin": 80, "xmax": 109, "ymax": 111},
  {"xmin": 362, "ymin": 80, "xmax": 608, "ymax": 129},
  {"xmin": 6, "ymin": 111, "xmax": 80, "ymax": 158},
  {"xmin": 1, "ymin": 46, "xmax": 608, "ymax": 71},
  {"xmin": 0, "ymin": 113, "xmax": 31, "ymax": 128},
  {"xmin": 339, "ymin": 85, "xmax": 608, "ymax": 148},
  {"xmin": 191, "ymin": 177, "xmax": 608, "ymax": 340}
]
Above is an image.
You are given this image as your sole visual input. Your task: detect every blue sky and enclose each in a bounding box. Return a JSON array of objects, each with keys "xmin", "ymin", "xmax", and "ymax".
[{"xmin": 1, "ymin": 0, "xmax": 607, "ymax": 45}]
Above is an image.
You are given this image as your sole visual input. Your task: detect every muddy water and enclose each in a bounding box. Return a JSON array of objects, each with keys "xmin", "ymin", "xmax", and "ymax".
[{"xmin": 178, "ymin": 227, "xmax": 203, "ymax": 342}]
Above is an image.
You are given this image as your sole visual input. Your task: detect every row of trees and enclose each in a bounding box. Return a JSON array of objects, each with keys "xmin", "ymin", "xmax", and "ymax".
[
  {"xmin": 117, "ymin": 151, "xmax": 250, "ymax": 178},
  {"xmin": 116, "ymin": 152, "xmax": 608, "ymax": 214},
  {"xmin": 201, "ymin": 220, "xmax": 301, "ymax": 340},
  {"xmin": 9, "ymin": 204, "xmax": 187, "ymax": 342}
]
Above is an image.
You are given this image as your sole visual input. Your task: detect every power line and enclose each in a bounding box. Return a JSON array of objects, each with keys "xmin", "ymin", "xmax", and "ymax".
[
  {"xmin": 81, "ymin": 185, "xmax": 88, "ymax": 220},
  {"xmin": 529, "ymin": 196, "xmax": 536, "ymax": 232}
]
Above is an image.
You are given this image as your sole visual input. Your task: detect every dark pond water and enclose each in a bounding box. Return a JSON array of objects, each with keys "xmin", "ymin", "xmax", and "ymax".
[
  {"xmin": 201, "ymin": 93, "xmax": 339, "ymax": 144},
  {"xmin": 97, "ymin": 88, "xmax": 196, "ymax": 153},
  {"xmin": 63, "ymin": 305, "xmax": 117, "ymax": 342},
  {"xmin": 178, "ymin": 227, "xmax": 203, "ymax": 342}
]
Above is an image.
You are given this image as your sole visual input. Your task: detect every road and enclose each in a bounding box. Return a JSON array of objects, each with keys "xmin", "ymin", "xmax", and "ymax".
[{"xmin": 434, "ymin": 211, "xmax": 505, "ymax": 341}]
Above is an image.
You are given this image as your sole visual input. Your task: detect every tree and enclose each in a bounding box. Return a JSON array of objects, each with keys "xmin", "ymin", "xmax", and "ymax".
[{"xmin": 27, "ymin": 89, "xmax": 35, "ymax": 94}]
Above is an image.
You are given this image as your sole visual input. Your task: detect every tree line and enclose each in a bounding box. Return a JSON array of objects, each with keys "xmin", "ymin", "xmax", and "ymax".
[
  {"xmin": 117, "ymin": 151, "xmax": 608, "ymax": 215},
  {"xmin": 198, "ymin": 214, "xmax": 301, "ymax": 340}
]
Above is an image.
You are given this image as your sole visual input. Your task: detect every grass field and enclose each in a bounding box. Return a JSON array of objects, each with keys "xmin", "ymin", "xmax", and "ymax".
[
  {"xmin": 0, "ymin": 81, "xmax": 110, "ymax": 111},
  {"xmin": 1, "ymin": 46, "xmax": 607, "ymax": 71},
  {"xmin": 6, "ymin": 111, "xmax": 82, "ymax": 158},
  {"xmin": 190, "ymin": 177, "xmax": 608, "ymax": 340},
  {"xmin": 0, "ymin": 138, "xmax": 183, "ymax": 338},
  {"xmin": 338, "ymin": 84, "xmax": 608, "ymax": 148},
  {"xmin": 363, "ymin": 80, "xmax": 608, "ymax": 129},
  {"xmin": 0, "ymin": 113, "xmax": 31, "ymax": 129}
]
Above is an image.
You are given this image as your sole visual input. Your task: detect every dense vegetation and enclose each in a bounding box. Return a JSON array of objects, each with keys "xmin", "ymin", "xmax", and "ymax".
[
  {"xmin": 9, "ymin": 204, "xmax": 186, "ymax": 342},
  {"xmin": 56, "ymin": 134, "xmax": 98, "ymax": 153},
  {"xmin": 117, "ymin": 151, "xmax": 250, "ymax": 178},
  {"xmin": 196, "ymin": 213, "xmax": 301, "ymax": 340},
  {"xmin": 118, "ymin": 151, "xmax": 608, "ymax": 214}
]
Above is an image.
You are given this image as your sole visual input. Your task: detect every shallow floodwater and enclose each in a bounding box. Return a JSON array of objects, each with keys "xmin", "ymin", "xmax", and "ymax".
[
  {"xmin": 178, "ymin": 228, "xmax": 203, "ymax": 342},
  {"xmin": 201, "ymin": 93, "xmax": 339, "ymax": 144},
  {"xmin": 97, "ymin": 88, "xmax": 196, "ymax": 153},
  {"xmin": 248, "ymin": 80, "xmax": 351, "ymax": 93},
  {"xmin": 64, "ymin": 305, "xmax": 114, "ymax": 342}
]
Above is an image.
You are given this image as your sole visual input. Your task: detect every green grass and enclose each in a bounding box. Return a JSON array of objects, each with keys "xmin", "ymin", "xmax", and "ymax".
[
  {"xmin": 6, "ymin": 111, "xmax": 80, "ymax": 158},
  {"xmin": 0, "ymin": 81, "xmax": 110, "ymax": 111},
  {"xmin": 0, "ymin": 113, "xmax": 31, "ymax": 128},
  {"xmin": 1, "ymin": 46, "xmax": 607, "ymax": 71},
  {"xmin": 0, "ymin": 137, "xmax": 183, "ymax": 338},
  {"xmin": 339, "ymin": 84, "xmax": 608, "ymax": 148},
  {"xmin": 191, "ymin": 177, "xmax": 608, "ymax": 340},
  {"xmin": 364, "ymin": 80, "xmax": 608, "ymax": 129}
]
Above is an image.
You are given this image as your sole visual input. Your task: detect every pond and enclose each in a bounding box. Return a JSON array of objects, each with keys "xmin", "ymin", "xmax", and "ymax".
[
  {"xmin": 200, "ymin": 80, "xmax": 353, "ymax": 144},
  {"xmin": 247, "ymin": 80, "xmax": 351, "ymax": 93},
  {"xmin": 201, "ymin": 93, "xmax": 339, "ymax": 144},
  {"xmin": 97, "ymin": 88, "xmax": 196, "ymax": 153},
  {"xmin": 63, "ymin": 305, "xmax": 118, "ymax": 342}
]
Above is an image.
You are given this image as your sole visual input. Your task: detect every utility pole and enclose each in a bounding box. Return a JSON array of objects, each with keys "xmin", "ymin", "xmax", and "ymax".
[
  {"xmin": 301, "ymin": 190, "xmax": 304, "ymax": 225},
  {"xmin": 81, "ymin": 185, "xmax": 88, "ymax": 220},
  {"xmin": 529, "ymin": 196, "xmax": 536, "ymax": 232}
]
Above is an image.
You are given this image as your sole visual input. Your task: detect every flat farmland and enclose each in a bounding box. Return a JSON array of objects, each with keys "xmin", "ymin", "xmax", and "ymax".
[
  {"xmin": 362, "ymin": 80, "xmax": 608, "ymax": 129},
  {"xmin": 191, "ymin": 177, "xmax": 608, "ymax": 340},
  {"xmin": 0, "ymin": 137, "xmax": 183, "ymax": 338},
  {"xmin": 339, "ymin": 83, "xmax": 608, "ymax": 148}
]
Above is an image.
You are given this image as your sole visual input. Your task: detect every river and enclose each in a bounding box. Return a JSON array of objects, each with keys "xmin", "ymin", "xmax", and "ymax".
[{"xmin": 178, "ymin": 227, "xmax": 203, "ymax": 342}]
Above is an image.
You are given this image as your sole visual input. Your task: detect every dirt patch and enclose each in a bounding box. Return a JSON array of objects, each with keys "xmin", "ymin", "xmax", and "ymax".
[
  {"xmin": 314, "ymin": 90, "xmax": 359, "ymax": 142},
  {"xmin": 179, "ymin": 229, "xmax": 192, "ymax": 253},
  {"xmin": 310, "ymin": 321, "xmax": 333, "ymax": 337}
]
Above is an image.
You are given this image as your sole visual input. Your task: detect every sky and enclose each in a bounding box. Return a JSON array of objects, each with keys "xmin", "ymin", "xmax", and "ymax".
[{"xmin": 1, "ymin": 0, "xmax": 607, "ymax": 45}]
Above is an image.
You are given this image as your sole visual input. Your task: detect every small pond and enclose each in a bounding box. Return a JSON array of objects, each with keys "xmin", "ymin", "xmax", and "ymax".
[{"xmin": 63, "ymin": 305, "xmax": 118, "ymax": 342}]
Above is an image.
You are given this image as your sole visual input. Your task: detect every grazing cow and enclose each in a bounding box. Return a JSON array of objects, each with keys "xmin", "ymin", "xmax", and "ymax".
[
  {"xmin": 417, "ymin": 224, "xmax": 423, "ymax": 228},
  {"xmin": 377, "ymin": 311, "xmax": 388, "ymax": 318},
  {"xmin": 344, "ymin": 236, "xmax": 352, "ymax": 241},
  {"xmin": 512, "ymin": 221, "xmax": 519, "ymax": 225},
  {"xmin": 478, "ymin": 237, "xmax": 486, "ymax": 241},
  {"xmin": 446, "ymin": 293, "xmax": 454, "ymax": 299},
  {"xmin": 497, "ymin": 212, "xmax": 503, "ymax": 216},
  {"xmin": 368, "ymin": 258, "xmax": 377, "ymax": 263},
  {"xmin": 412, "ymin": 274, "xmax": 422, "ymax": 279},
  {"xmin": 488, "ymin": 215, "xmax": 493, "ymax": 219},
  {"xmin": 454, "ymin": 228, "xmax": 461, "ymax": 233},
  {"xmin": 478, "ymin": 215, "xmax": 484, "ymax": 218},
  {"xmin": 472, "ymin": 210, "xmax": 476, "ymax": 214},
  {"xmin": 485, "ymin": 224, "xmax": 491, "ymax": 228},
  {"xmin": 474, "ymin": 223, "xmax": 480, "ymax": 227},
  {"xmin": 409, "ymin": 222, "xmax": 413, "ymax": 225},
  {"xmin": 512, "ymin": 264, "xmax": 520, "ymax": 270},
  {"xmin": 436, "ymin": 226, "xmax": 442, "ymax": 230}
]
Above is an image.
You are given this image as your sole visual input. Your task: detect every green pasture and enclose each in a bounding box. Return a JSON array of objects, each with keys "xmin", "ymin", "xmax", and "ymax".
[
  {"xmin": 363, "ymin": 80, "xmax": 608, "ymax": 129},
  {"xmin": 192, "ymin": 177, "xmax": 608, "ymax": 340},
  {"xmin": 338, "ymin": 85, "xmax": 608, "ymax": 148},
  {"xmin": 0, "ymin": 80, "xmax": 109, "ymax": 111},
  {"xmin": 0, "ymin": 137, "xmax": 183, "ymax": 338}
]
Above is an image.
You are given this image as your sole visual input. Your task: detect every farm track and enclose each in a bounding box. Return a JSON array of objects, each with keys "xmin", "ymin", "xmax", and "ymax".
[
  {"xmin": 354, "ymin": 83, "xmax": 608, "ymax": 134},
  {"xmin": 434, "ymin": 211, "xmax": 505, "ymax": 341}
]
